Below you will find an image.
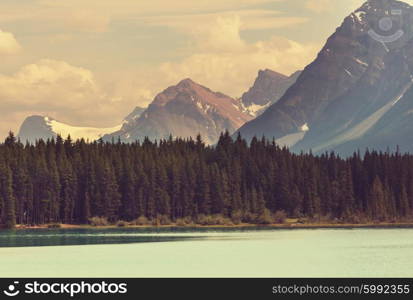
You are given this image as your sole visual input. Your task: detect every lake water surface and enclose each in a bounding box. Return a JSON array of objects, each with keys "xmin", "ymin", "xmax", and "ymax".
[{"xmin": 0, "ymin": 228, "xmax": 412, "ymax": 277}]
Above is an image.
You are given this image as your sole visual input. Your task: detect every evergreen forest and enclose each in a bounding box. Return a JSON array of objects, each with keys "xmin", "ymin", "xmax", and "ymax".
[{"xmin": 0, "ymin": 132, "xmax": 412, "ymax": 228}]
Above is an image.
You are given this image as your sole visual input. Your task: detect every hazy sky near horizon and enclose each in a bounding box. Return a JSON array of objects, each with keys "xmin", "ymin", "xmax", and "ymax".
[{"xmin": 0, "ymin": 0, "xmax": 409, "ymax": 138}]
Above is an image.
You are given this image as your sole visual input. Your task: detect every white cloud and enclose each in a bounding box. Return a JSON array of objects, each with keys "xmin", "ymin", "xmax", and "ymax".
[
  {"xmin": 0, "ymin": 29, "xmax": 21, "ymax": 54},
  {"xmin": 0, "ymin": 59, "xmax": 97, "ymax": 106}
]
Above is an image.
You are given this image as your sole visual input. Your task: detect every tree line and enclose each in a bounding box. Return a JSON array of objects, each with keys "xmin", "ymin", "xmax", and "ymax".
[{"xmin": 0, "ymin": 132, "xmax": 412, "ymax": 228}]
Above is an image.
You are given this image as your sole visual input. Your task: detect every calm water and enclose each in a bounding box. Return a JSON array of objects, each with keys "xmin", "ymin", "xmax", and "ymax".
[{"xmin": 0, "ymin": 227, "xmax": 412, "ymax": 277}]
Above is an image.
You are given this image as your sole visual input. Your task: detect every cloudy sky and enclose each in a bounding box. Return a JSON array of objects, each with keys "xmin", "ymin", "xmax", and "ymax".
[{"xmin": 0, "ymin": 0, "xmax": 402, "ymax": 138}]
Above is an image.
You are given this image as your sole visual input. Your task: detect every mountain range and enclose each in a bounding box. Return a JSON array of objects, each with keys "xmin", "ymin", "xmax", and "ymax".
[
  {"xmin": 237, "ymin": 0, "xmax": 413, "ymax": 155},
  {"xmin": 17, "ymin": 0, "xmax": 413, "ymax": 155},
  {"xmin": 17, "ymin": 72, "xmax": 298, "ymax": 145}
]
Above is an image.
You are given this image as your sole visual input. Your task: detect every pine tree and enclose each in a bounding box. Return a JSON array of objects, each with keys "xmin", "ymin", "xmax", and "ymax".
[
  {"xmin": 399, "ymin": 185, "xmax": 409, "ymax": 218},
  {"xmin": 101, "ymin": 162, "xmax": 121, "ymax": 222},
  {"xmin": 338, "ymin": 167, "xmax": 355, "ymax": 219},
  {"xmin": 210, "ymin": 164, "xmax": 225, "ymax": 215},
  {"xmin": 1, "ymin": 166, "xmax": 16, "ymax": 228},
  {"xmin": 195, "ymin": 161, "xmax": 211, "ymax": 215},
  {"xmin": 119, "ymin": 164, "xmax": 137, "ymax": 220},
  {"xmin": 368, "ymin": 176, "xmax": 387, "ymax": 221}
]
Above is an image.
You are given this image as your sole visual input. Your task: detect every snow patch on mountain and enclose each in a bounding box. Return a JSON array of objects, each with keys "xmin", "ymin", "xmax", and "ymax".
[
  {"xmin": 45, "ymin": 117, "xmax": 122, "ymax": 141},
  {"xmin": 244, "ymin": 102, "xmax": 271, "ymax": 117},
  {"xmin": 352, "ymin": 11, "xmax": 366, "ymax": 23},
  {"xmin": 354, "ymin": 57, "xmax": 369, "ymax": 67},
  {"xmin": 344, "ymin": 69, "xmax": 354, "ymax": 78},
  {"xmin": 276, "ymin": 132, "xmax": 307, "ymax": 148},
  {"xmin": 301, "ymin": 123, "xmax": 310, "ymax": 132},
  {"xmin": 275, "ymin": 123, "xmax": 309, "ymax": 147}
]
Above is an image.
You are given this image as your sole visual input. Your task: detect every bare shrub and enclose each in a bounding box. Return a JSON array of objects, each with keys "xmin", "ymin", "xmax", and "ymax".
[
  {"xmin": 89, "ymin": 217, "xmax": 109, "ymax": 226},
  {"xmin": 273, "ymin": 210, "xmax": 287, "ymax": 224}
]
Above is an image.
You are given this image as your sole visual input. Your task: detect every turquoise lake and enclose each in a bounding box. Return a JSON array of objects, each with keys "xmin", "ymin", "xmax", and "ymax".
[{"xmin": 0, "ymin": 228, "xmax": 412, "ymax": 277}]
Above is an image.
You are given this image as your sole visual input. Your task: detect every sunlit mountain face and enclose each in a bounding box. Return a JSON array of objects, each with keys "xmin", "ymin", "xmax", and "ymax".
[{"xmin": 103, "ymin": 79, "xmax": 253, "ymax": 145}]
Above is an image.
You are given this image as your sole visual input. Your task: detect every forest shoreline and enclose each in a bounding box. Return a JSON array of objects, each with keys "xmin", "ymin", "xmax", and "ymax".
[
  {"xmin": 9, "ymin": 222, "xmax": 413, "ymax": 230},
  {"xmin": 2, "ymin": 133, "xmax": 413, "ymax": 230}
]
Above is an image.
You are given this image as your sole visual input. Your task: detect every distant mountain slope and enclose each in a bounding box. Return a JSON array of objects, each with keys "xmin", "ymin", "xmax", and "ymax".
[{"xmin": 104, "ymin": 78, "xmax": 253, "ymax": 144}]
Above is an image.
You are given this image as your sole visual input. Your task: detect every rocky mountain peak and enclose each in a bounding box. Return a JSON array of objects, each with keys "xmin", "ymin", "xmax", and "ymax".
[
  {"xmin": 104, "ymin": 78, "xmax": 253, "ymax": 145},
  {"xmin": 152, "ymin": 78, "xmax": 217, "ymax": 107},
  {"xmin": 176, "ymin": 78, "xmax": 196, "ymax": 87},
  {"xmin": 258, "ymin": 69, "xmax": 287, "ymax": 79},
  {"xmin": 241, "ymin": 69, "xmax": 301, "ymax": 116},
  {"xmin": 345, "ymin": 0, "xmax": 412, "ymax": 35},
  {"xmin": 123, "ymin": 106, "xmax": 146, "ymax": 123}
]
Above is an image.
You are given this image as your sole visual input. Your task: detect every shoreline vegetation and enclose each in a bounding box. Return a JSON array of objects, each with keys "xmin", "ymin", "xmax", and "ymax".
[
  {"xmin": 11, "ymin": 223, "xmax": 413, "ymax": 230},
  {"xmin": 7, "ymin": 216, "xmax": 413, "ymax": 230}
]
